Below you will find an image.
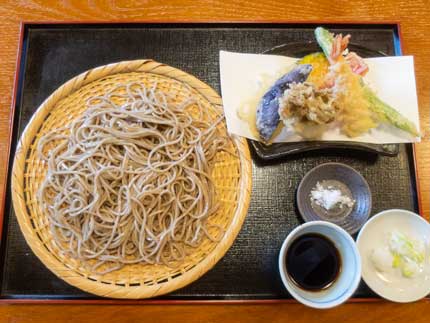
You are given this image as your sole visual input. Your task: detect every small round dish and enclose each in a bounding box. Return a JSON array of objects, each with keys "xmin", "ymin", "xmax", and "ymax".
[
  {"xmin": 357, "ymin": 209, "xmax": 430, "ymax": 303},
  {"xmin": 279, "ymin": 221, "xmax": 361, "ymax": 309},
  {"xmin": 297, "ymin": 163, "xmax": 372, "ymax": 235}
]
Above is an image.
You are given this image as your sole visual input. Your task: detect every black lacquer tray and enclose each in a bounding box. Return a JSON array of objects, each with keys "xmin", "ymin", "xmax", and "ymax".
[{"xmin": 0, "ymin": 23, "xmax": 420, "ymax": 303}]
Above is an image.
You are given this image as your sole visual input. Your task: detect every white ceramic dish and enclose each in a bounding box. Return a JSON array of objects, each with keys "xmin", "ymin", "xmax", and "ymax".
[
  {"xmin": 357, "ymin": 209, "xmax": 430, "ymax": 302},
  {"xmin": 278, "ymin": 221, "xmax": 361, "ymax": 309}
]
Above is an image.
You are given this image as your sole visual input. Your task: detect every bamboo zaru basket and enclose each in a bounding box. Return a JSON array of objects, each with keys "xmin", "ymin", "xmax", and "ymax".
[{"xmin": 11, "ymin": 60, "xmax": 252, "ymax": 298}]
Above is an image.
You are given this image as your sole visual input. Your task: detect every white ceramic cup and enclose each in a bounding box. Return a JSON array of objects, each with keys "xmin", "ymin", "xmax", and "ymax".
[{"xmin": 278, "ymin": 221, "xmax": 361, "ymax": 309}]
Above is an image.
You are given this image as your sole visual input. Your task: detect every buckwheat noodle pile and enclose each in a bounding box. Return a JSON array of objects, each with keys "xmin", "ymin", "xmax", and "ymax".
[{"xmin": 37, "ymin": 82, "xmax": 228, "ymax": 275}]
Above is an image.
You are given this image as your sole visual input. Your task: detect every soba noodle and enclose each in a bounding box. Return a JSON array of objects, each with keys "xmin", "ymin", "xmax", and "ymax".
[{"xmin": 37, "ymin": 82, "xmax": 227, "ymax": 274}]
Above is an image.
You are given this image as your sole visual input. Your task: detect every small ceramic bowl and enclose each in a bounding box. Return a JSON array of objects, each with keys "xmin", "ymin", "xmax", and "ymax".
[
  {"xmin": 357, "ymin": 209, "xmax": 430, "ymax": 302},
  {"xmin": 279, "ymin": 221, "xmax": 361, "ymax": 309},
  {"xmin": 297, "ymin": 163, "xmax": 372, "ymax": 235}
]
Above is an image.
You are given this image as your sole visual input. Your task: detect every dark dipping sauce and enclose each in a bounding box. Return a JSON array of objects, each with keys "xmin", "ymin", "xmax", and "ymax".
[{"xmin": 286, "ymin": 233, "xmax": 341, "ymax": 291}]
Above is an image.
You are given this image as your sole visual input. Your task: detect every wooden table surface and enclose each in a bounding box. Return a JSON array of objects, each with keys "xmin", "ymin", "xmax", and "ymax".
[{"xmin": 0, "ymin": 0, "xmax": 429, "ymax": 321}]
